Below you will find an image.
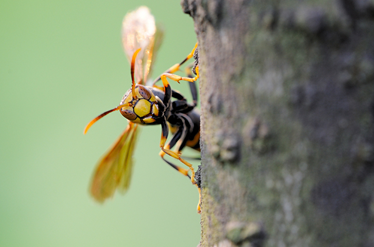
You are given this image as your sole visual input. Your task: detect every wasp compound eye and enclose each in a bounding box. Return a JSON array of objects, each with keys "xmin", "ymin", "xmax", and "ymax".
[
  {"xmin": 137, "ymin": 85, "xmax": 152, "ymax": 100},
  {"xmin": 120, "ymin": 108, "xmax": 137, "ymax": 120}
]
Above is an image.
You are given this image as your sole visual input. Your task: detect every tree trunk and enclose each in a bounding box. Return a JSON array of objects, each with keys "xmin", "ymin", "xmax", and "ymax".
[{"xmin": 181, "ymin": 0, "xmax": 374, "ymax": 246}]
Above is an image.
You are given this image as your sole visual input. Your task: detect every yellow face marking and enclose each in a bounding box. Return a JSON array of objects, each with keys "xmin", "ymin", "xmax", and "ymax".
[
  {"xmin": 131, "ymin": 117, "xmax": 142, "ymax": 124},
  {"xmin": 152, "ymin": 104, "xmax": 159, "ymax": 116},
  {"xmin": 149, "ymin": 93, "xmax": 156, "ymax": 102},
  {"xmin": 120, "ymin": 89, "xmax": 133, "ymax": 106},
  {"xmin": 142, "ymin": 116, "xmax": 156, "ymax": 124},
  {"xmin": 134, "ymin": 99, "xmax": 151, "ymax": 117}
]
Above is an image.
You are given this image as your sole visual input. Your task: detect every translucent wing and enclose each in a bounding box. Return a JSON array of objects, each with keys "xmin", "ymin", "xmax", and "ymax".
[
  {"xmin": 90, "ymin": 122, "xmax": 139, "ymax": 202},
  {"xmin": 147, "ymin": 23, "xmax": 164, "ymax": 84},
  {"xmin": 121, "ymin": 6, "xmax": 164, "ymax": 84}
]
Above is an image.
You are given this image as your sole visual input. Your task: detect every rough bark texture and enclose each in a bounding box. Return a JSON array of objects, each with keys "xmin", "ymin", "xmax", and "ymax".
[{"xmin": 181, "ymin": 0, "xmax": 374, "ymax": 246}]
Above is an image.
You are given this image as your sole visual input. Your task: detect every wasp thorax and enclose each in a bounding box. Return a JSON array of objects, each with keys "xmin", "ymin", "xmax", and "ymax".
[{"xmin": 119, "ymin": 85, "xmax": 159, "ymax": 124}]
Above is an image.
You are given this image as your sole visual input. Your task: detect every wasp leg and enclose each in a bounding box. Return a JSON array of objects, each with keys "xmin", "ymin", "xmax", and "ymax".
[
  {"xmin": 172, "ymin": 89, "xmax": 197, "ymax": 110},
  {"xmin": 159, "ymin": 121, "xmax": 191, "ymax": 179},
  {"xmin": 173, "ymin": 114, "xmax": 202, "ymax": 213},
  {"xmin": 161, "ymin": 157, "xmax": 191, "ymax": 179},
  {"xmin": 159, "ymin": 120, "xmax": 196, "ymax": 185},
  {"xmin": 180, "ymin": 155, "xmax": 201, "ymax": 161},
  {"xmin": 159, "ymin": 116, "xmax": 202, "ymax": 213},
  {"xmin": 162, "ymin": 68, "xmax": 199, "ymax": 84},
  {"xmin": 189, "ymin": 81, "xmax": 198, "ymax": 107},
  {"xmin": 173, "ymin": 113, "xmax": 194, "ymax": 152},
  {"xmin": 152, "ymin": 42, "xmax": 199, "ymax": 85},
  {"xmin": 171, "ymin": 90, "xmax": 186, "ymax": 100},
  {"xmin": 159, "ymin": 73, "xmax": 172, "ymax": 108},
  {"xmin": 157, "ymin": 68, "xmax": 199, "ymax": 107},
  {"xmin": 159, "ymin": 72, "xmax": 199, "ymax": 114},
  {"xmin": 160, "ymin": 71, "xmax": 196, "ymax": 114},
  {"xmin": 151, "ymin": 85, "xmax": 193, "ymax": 112},
  {"xmin": 172, "ymin": 99, "xmax": 194, "ymax": 113},
  {"xmin": 197, "ymin": 187, "xmax": 202, "ymax": 213},
  {"xmin": 184, "ymin": 66, "xmax": 198, "ymax": 107}
]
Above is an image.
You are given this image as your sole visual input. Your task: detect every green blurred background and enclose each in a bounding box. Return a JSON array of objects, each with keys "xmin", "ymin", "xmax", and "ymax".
[{"xmin": 0, "ymin": 0, "xmax": 200, "ymax": 246}]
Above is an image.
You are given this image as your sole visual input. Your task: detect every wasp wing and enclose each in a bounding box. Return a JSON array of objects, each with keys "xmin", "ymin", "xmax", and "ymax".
[
  {"xmin": 121, "ymin": 6, "xmax": 164, "ymax": 84},
  {"xmin": 145, "ymin": 23, "xmax": 164, "ymax": 84},
  {"xmin": 90, "ymin": 122, "xmax": 139, "ymax": 202}
]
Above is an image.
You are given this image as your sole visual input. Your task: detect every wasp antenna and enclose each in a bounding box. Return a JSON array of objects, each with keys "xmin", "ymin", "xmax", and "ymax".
[
  {"xmin": 83, "ymin": 103, "xmax": 131, "ymax": 134},
  {"xmin": 131, "ymin": 48, "xmax": 142, "ymax": 99},
  {"xmin": 84, "ymin": 108, "xmax": 119, "ymax": 134}
]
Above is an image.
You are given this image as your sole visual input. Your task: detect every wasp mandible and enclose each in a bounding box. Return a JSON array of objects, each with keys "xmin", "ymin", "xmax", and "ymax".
[{"xmin": 84, "ymin": 6, "xmax": 202, "ymax": 212}]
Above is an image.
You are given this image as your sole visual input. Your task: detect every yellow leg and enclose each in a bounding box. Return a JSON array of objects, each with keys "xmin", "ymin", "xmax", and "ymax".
[
  {"xmin": 159, "ymin": 143, "xmax": 202, "ymax": 214},
  {"xmin": 196, "ymin": 187, "xmax": 201, "ymax": 213},
  {"xmin": 160, "ymin": 148, "xmax": 196, "ymax": 185},
  {"xmin": 166, "ymin": 42, "xmax": 198, "ymax": 73},
  {"xmin": 159, "ymin": 147, "xmax": 190, "ymax": 177},
  {"xmin": 153, "ymin": 43, "xmax": 199, "ymax": 85},
  {"xmin": 162, "ymin": 66, "xmax": 199, "ymax": 83},
  {"xmin": 159, "ymin": 122, "xmax": 196, "ymax": 184}
]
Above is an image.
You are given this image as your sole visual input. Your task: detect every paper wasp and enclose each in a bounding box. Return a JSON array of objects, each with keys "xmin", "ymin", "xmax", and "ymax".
[{"xmin": 84, "ymin": 7, "xmax": 201, "ymax": 212}]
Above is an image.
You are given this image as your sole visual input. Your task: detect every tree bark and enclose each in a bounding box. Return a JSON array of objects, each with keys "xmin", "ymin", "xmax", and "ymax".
[{"xmin": 181, "ymin": 0, "xmax": 374, "ymax": 246}]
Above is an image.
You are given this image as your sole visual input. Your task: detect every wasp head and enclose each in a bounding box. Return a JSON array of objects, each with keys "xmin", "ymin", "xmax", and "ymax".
[
  {"xmin": 119, "ymin": 84, "xmax": 160, "ymax": 124},
  {"xmin": 83, "ymin": 48, "xmax": 161, "ymax": 134}
]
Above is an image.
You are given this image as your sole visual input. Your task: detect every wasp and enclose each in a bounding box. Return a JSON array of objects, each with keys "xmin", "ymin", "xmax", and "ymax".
[{"xmin": 84, "ymin": 6, "xmax": 201, "ymax": 212}]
